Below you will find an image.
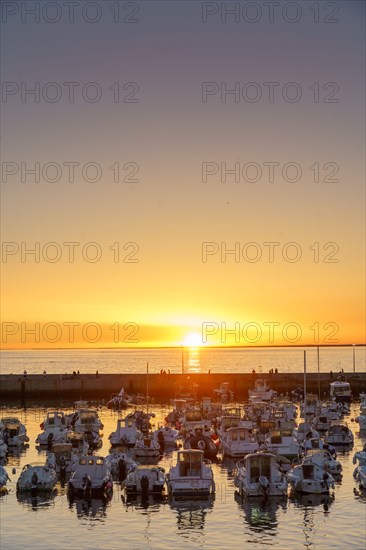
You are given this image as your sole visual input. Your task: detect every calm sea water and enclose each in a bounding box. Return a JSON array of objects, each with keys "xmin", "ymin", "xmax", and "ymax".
[
  {"xmin": 0, "ymin": 404, "xmax": 365, "ymax": 550},
  {"xmin": 1, "ymin": 346, "xmax": 365, "ymax": 375}
]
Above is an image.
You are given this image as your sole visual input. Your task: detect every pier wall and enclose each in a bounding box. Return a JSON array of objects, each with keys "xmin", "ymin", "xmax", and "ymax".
[{"xmin": 0, "ymin": 373, "xmax": 365, "ymax": 404}]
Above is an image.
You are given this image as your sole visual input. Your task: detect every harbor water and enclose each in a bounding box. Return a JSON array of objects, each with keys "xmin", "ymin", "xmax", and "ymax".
[{"xmin": 0, "ymin": 403, "xmax": 365, "ymax": 550}]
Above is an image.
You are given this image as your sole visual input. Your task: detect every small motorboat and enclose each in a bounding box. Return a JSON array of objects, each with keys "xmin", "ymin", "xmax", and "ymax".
[
  {"xmin": 36, "ymin": 426, "xmax": 69, "ymax": 447},
  {"xmin": 263, "ymin": 428, "xmax": 300, "ymax": 458},
  {"xmin": 248, "ymin": 379, "xmax": 277, "ymax": 402},
  {"xmin": 300, "ymin": 394, "xmax": 321, "ymax": 417},
  {"xmin": 287, "ymin": 460, "xmax": 335, "ymax": 494},
  {"xmin": 355, "ymin": 405, "xmax": 366, "ymax": 431},
  {"xmin": 0, "ymin": 466, "xmax": 10, "ymax": 494},
  {"xmin": 0, "ymin": 417, "xmax": 29, "ymax": 446},
  {"xmin": 16, "ymin": 463, "xmax": 57, "ymax": 493},
  {"xmin": 167, "ymin": 449, "xmax": 215, "ymax": 496},
  {"xmin": 124, "ymin": 465, "xmax": 166, "ymax": 495},
  {"xmin": 298, "ymin": 437, "xmax": 336, "ymax": 458},
  {"xmin": 297, "ymin": 449, "xmax": 342, "ymax": 477},
  {"xmin": 180, "ymin": 408, "xmax": 212, "ymax": 437},
  {"xmin": 46, "ymin": 442, "xmax": 78, "ymax": 474},
  {"xmin": 221, "ymin": 427, "xmax": 259, "ymax": 458},
  {"xmin": 329, "ymin": 380, "xmax": 351, "ymax": 403},
  {"xmin": 133, "ymin": 436, "xmax": 160, "ymax": 460},
  {"xmin": 0, "ymin": 438, "xmax": 8, "ymax": 459},
  {"xmin": 39, "ymin": 411, "xmax": 67, "ymax": 431},
  {"xmin": 106, "ymin": 452, "xmax": 139, "ymax": 481},
  {"xmin": 83, "ymin": 430, "xmax": 103, "ymax": 451},
  {"xmin": 183, "ymin": 429, "xmax": 219, "ymax": 460},
  {"xmin": 234, "ymin": 451, "xmax": 287, "ymax": 498},
  {"xmin": 325, "ymin": 423, "xmax": 354, "ymax": 446},
  {"xmin": 293, "ymin": 423, "xmax": 319, "ymax": 443},
  {"xmin": 107, "ymin": 387, "xmax": 131, "ymax": 410},
  {"xmin": 213, "ymin": 382, "xmax": 234, "ymax": 402},
  {"xmin": 109, "ymin": 417, "xmax": 142, "ymax": 448},
  {"xmin": 353, "ymin": 445, "xmax": 366, "ymax": 489},
  {"xmin": 71, "ymin": 409, "xmax": 104, "ymax": 434},
  {"xmin": 68, "ymin": 456, "xmax": 113, "ymax": 498},
  {"xmin": 153, "ymin": 425, "xmax": 180, "ymax": 448}
]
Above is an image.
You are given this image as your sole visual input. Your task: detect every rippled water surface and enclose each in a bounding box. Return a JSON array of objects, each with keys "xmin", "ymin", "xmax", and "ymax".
[{"xmin": 1, "ymin": 404, "xmax": 366, "ymax": 550}]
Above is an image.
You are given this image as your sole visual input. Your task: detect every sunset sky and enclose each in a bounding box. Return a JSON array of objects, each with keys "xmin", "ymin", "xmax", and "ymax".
[{"xmin": 1, "ymin": 1, "xmax": 365, "ymax": 348}]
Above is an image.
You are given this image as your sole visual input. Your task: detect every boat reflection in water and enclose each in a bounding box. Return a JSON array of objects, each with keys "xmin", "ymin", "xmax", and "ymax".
[
  {"xmin": 169, "ymin": 494, "xmax": 214, "ymax": 541},
  {"xmin": 122, "ymin": 492, "xmax": 166, "ymax": 511},
  {"xmin": 290, "ymin": 491, "xmax": 335, "ymax": 512},
  {"xmin": 5, "ymin": 445, "xmax": 29, "ymax": 468},
  {"xmin": 69, "ymin": 495, "xmax": 111, "ymax": 521},
  {"xmin": 16, "ymin": 489, "xmax": 57, "ymax": 510},
  {"xmin": 235, "ymin": 493, "xmax": 286, "ymax": 535}
]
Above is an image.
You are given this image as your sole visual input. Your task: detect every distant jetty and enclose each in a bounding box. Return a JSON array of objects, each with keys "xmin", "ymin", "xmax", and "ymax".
[{"xmin": 1, "ymin": 372, "xmax": 365, "ymax": 405}]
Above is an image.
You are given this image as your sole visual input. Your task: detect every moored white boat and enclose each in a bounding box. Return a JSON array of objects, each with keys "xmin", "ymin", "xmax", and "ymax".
[
  {"xmin": 355, "ymin": 405, "xmax": 366, "ymax": 430},
  {"xmin": 297, "ymin": 449, "xmax": 342, "ymax": 477},
  {"xmin": 248, "ymin": 379, "xmax": 277, "ymax": 402},
  {"xmin": 221, "ymin": 427, "xmax": 259, "ymax": 458},
  {"xmin": 287, "ymin": 460, "xmax": 335, "ymax": 494},
  {"xmin": 46, "ymin": 442, "xmax": 79, "ymax": 474},
  {"xmin": 234, "ymin": 451, "xmax": 287, "ymax": 497},
  {"xmin": 293, "ymin": 423, "xmax": 319, "ymax": 444},
  {"xmin": 325, "ymin": 423, "xmax": 354, "ymax": 446},
  {"xmin": 0, "ymin": 438, "xmax": 7, "ymax": 459},
  {"xmin": 167, "ymin": 449, "xmax": 215, "ymax": 496},
  {"xmin": 124, "ymin": 465, "xmax": 166, "ymax": 495},
  {"xmin": 0, "ymin": 417, "xmax": 29, "ymax": 446},
  {"xmin": 68, "ymin": 455, "xmax": 113, "ymax": 497},
  {"xmin": 263, "ymin": 428, "xmax": 300, "ymax": 458},
  {"xmin": 133, "ymin": 435, "xmax": 160, "ymax": 459},
  {"xmin": 213, "ymin": 382, "xmax": 234, "ymax": 402},
  {"xmin": 106, "ymin": 452, "xmax": 139, "ymax": 480},
  {"xmin": 353, "ymin": 446, "xmax": 366, "ymax": 489},
  {"xmin": 330, "ymin": 380, "xmax": 351, "ymax": 403},
  {"xmin": 36, "ymin": 425, "xmax": 69, "ymax": 447},
  {"xmin": 71, "ymin": 409, "xmax": 104, "ymax": 434},
  {"xmin": 109, "ymin": 417, "xmax": 142, "ymax": 448},
  {"xmin": 153, "ymin": 425, "xmax": 180, "ymax": 447},
  {"xmin": 16, "ymin": 463, "xmax": 57, "ymax": 493},
  {"xmin": 0, "ymin": 466, "xmax": 10, "ymax": 493}
]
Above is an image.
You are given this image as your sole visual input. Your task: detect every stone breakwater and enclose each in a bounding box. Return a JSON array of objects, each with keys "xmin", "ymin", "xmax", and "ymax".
[{"xmin": 0, "ymin": 372, "xmax": 365, "ymax": 404}]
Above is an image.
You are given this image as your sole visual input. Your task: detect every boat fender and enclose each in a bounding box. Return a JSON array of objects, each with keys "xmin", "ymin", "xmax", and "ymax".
[{"xmin": 197, "ymin": 439, "xmax": 205, "ymax": 451}]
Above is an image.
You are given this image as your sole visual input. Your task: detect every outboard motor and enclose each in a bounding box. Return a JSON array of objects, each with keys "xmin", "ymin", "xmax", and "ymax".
[
  {"xmin": 140, "ymin": 475, "xmax": 149, "ymax": 498},
  {"xmin": 118, "ymin": 458, "xmax": 127, "ymax": 482},
  {"xmin": 259, "ymin": 476, "xmax": 269, "ymax": 499},
  {"xmin": 157, "ymin": 431, "xmax": 165, "ymax": 452},
  {"xmin": 59, "ymin": 455, "xmax": 66, "ymax": 477},
  {"xmin": 323, "ymin": 471, "xmax": 330, "ymax": 490},
  {"xmin": 31, "ymin": 471, "xmax": 39, "ymax": 496},
  {"xmin": 82, "ymin": 474, "xmax": 92, "ymax": 500}
]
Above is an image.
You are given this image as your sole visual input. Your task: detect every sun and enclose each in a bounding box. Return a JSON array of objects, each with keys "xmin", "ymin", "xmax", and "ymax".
[{"xmin": 183, "ymin": 331, "xmax": 203, "ymax": 347}]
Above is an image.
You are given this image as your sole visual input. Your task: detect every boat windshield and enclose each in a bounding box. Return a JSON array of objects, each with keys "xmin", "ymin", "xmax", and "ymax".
[
  {"xmin": 249, "ymin": 455, "xmax": 271, "ymax": 482},
  {"xmin": 178, "ymin": 452, "xmax": 202, "ymax": 477}
]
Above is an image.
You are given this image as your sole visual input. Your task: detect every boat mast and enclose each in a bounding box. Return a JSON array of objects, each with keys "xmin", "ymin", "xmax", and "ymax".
[
  {"xmin": 303, "ymin": 350, "xmax": 307, "ymax": 403},
  {"xmin": 317, "ymin": 345, "xmax": 320, "ymax": 400},
  {"xmin": 146, "ymin": 362, "xmax": 149, "ymax": 415}
]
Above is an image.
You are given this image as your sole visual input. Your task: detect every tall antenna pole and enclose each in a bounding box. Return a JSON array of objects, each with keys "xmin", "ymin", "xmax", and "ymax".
[
  {"xmin": 317, "ymin": 345, "xmax": 321, "ymax": 399},
  {"xmin": 146, "ymin": 362, "xmax": 149, "ymax": 415},
  {"xmin": 304, "ymin": 350, "xmax": 307, "ymax": 402}
]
